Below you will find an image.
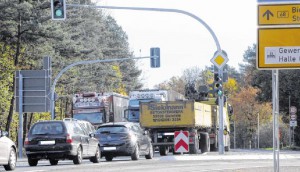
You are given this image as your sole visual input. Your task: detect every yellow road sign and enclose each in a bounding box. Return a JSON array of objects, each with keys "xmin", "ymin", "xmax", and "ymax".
[
  {"xmin": 258, "ymin": 4, "xmax": 300, "ymax": 25},
  {"xmin": 257, "ymin": 28, "xmax": 300, "ymax": 69},
  {"xmin": 210, "ymin": 51, "xmax": 228, "ymax": 69}
]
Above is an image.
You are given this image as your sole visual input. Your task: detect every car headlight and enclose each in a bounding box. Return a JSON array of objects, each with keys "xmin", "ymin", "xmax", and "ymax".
[{"xmin": 129, "ymin": 133, "xmax": 137, "ymax": 143}]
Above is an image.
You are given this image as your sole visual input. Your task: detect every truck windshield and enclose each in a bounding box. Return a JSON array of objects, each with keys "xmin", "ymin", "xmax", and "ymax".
[
  {"xmin": 129, "ymin": 99, "xmax": 161, "ymax": 106},
  {"xmin": 73, "ymin": 112, "xmax": 103, "ymax": 124}
]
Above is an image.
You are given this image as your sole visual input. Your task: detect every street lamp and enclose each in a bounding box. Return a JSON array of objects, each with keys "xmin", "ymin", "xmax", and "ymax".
[{"xmin": 257, "ymin": 112, "xmax": 260, "ymax": 149}]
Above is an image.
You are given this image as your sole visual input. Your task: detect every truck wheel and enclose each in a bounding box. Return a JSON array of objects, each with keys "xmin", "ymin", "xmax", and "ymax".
[
  {"xmin": 210, "ymin": 135, "xmax": 218, "ymax": 151},
  {"xmin": 4, "ymin": 148, "xmax": 17, "ymax": 170},
  {"xmin": 225, "ymin": 135, "xmax": 231, "ymax": 152},
  {"xmin": 200, "ymin": 133, "xmax": 210, "ymax": 153},
  {"xmin": 28, "ymin": 158, "xmax": 38, "ymax": 166},
  {"xmin": 189, "ymin": 138, "xmax": 199, "ymax": 154},
  {"xmin": 159, "ymin": 146, "xmax": 168, "ymax": 156},
  {"xmin": 105, "ymin": 155, "xmax": 113, "ymax": 161},
  {"xmin": 49, "ymin": 159, "xmax": 58, "ymax": 165}
]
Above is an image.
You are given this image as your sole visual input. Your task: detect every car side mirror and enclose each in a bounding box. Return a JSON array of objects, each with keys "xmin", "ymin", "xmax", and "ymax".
[
  {"xmin": 1, "ymin": 131, "xmax": 8, "ymax": 137},
  {"xmin": 89, "ymin": 133, "xmax": 95, "ymax": 138}
]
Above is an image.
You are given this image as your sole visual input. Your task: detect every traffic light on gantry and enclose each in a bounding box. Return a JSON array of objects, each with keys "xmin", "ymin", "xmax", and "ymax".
[
  {"xmin": 51, "ymin": 0, "xmax": 66, "ymax": 20},
  {"xmin": 214, "ymin": 73, "xmax": 223, "ymax": 96}
]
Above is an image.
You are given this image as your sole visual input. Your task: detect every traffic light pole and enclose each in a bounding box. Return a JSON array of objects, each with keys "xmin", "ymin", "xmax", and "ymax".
[{"xmin": 218, "ymin": 68, "xmax": 225, "ymax": 154}]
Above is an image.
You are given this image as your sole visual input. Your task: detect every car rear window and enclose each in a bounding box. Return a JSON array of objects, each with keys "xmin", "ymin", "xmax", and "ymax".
[
  {"xmin": 30, "ymin": 122, "xmax": 64, "ymax": 135},
  {"xmin": 96, "ymin": 126, "xmax": 128, "ymax": 133}
]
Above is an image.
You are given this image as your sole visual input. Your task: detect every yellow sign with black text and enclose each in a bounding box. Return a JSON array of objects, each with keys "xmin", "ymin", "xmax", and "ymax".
[
  {"xmin": 257, "ymin": 28, "xmax": 300, "ymax": 69},
  {"xmin": 258, "ymin": 4, "xmax": 300, "ymax": 25}
]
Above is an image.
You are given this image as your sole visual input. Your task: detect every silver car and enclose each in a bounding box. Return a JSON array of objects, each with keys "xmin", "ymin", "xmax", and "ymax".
[{"xmin": 0, "ymin": 130, "xmax": 17, "ymax": 171}]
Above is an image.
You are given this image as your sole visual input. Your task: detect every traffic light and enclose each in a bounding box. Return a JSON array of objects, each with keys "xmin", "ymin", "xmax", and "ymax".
[
  {"xmin": 214, "ymin": 73, "xmax": 223, "ymax": 96},
  {"xmin": 150, "ymin": 47, "xmax": 160, "ymax": 68},
  {"xmin": 51, "ymin": 0, "xmax": 66, "ymax": 20}
]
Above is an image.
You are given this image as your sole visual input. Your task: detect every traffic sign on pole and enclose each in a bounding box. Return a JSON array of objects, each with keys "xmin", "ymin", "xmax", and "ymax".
[
  {"xmin": 290, "ymin": 106, "xmax": 297, "ymax": 113},
  {"xmin": 174, "ymin": 131, "xmax": 189, "ymax": 153},
  {"xmin": 258, "ymin": 4, "xmax": 300, "ymax": 25},
  {"xmin": 210, "ymin": 51, "xmax": 228, "ymax": 69},
  {"xmin": 15, "ymin": 70, "xmax": 51, "ymax": 112},
  {"xmin": 257, "ymin": 28, "xmax": 300, "ymax": 69}
]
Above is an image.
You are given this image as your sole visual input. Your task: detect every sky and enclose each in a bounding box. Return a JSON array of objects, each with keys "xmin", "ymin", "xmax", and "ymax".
[{"xmin": 93, "ymin": 0, "xmax": 257, "ymax": 88}]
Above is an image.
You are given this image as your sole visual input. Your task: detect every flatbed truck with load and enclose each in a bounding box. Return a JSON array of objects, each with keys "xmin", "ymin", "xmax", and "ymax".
[
  {"xmin": 140, "ymin": 99, "xmax": 232, "ymax": 155},
  {"xmin": 124, "ymin": 89, "xmax": 184, "ymax": 122}
]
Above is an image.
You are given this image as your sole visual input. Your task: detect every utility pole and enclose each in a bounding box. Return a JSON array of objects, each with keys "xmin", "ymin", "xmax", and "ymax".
[
  {"xmin": 288, "ymin": 91, "xmax": 291, "ymax": 147},
  {"xmin": 257, "ymin": 112, "xmax": 260, "ymax": 149}
]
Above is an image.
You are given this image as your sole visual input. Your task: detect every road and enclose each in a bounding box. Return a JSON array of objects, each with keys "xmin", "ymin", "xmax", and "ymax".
[{"xmin": 1, "ymin": 149, "xmax": 300, "ymax": 172}]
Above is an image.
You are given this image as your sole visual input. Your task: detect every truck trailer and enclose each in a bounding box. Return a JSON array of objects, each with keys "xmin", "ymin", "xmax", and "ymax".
[
  {"xmin": 124, "ymin": 89, "xmax": 184, "ymax": 122},
  {"xmin": 72, "ymin": 92, "xmax": 129, "ymax": 128},
  {"xmin": 140, "ymin": 99, "xmax": 232, "ymax": 155}
]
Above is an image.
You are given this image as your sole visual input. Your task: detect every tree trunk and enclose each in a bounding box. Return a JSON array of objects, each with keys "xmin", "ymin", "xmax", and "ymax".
[
  {"xmin": 23, "ymin": 113, "xmax": 27, "ymax": 146},
  {"xmin": 28, "ymin": 113, "xmax": 33, "ymax": 131},
  {"xmin": 6, "ymin": 90, "xmax": 15, "ymax": 135}
]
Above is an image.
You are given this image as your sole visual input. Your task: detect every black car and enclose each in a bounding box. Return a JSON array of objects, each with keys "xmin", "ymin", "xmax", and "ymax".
[
  {"xmin": 95, "ymin": 122, "xmax": 153, "ymax": 161},
  {"xmin": 24, "ymin": 118, "xmax": 100, "ymax": 166}
]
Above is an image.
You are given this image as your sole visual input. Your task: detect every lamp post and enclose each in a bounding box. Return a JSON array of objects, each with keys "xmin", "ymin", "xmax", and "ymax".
[
  {"xmin": 257, "ymin": 112, "xmax": 260, "ymax": 149},
  {"xmin": 288, "ymin": 90, "xmax": 291, "ymax": 147}
]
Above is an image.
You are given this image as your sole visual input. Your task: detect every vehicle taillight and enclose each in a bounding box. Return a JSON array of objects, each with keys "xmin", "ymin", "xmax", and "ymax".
[
  {"xmin": 66, "ymin": 134, "xmax": 72, "ymax": 143},
  {"xmin": 24, "ymin": 137, "xmax": 30, "ymax": 145}
]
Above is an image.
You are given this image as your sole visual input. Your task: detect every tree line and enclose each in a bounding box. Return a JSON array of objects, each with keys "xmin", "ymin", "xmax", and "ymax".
[{"xmin": 0, "ymin": 0, "xmax": 299, "ymax": 149}]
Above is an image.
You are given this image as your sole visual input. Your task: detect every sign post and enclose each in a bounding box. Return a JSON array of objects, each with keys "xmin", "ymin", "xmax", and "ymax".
[
  {"xmin": 290, "ymin": 106, "xmax": 297, "ymax": 146},
  {"xmin": 210, "ymin": 50, "xmax": 228, "ymax": 155},
  {"xmin": 257, "ymin": 1, "xmax": 300, "ymax": 172}
]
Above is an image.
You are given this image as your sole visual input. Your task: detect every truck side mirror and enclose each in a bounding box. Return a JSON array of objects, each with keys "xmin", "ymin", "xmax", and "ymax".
[
  {"xmin": 227, "ymin": 104, "xmax": 233, "ymax": 115},
  {"xmin": 124, "ymin": 110, "xmax": 129, "ymax": 120},
  {"xmin": 144, "ymin": 130, "xmax": 149, "ymax": 135}
]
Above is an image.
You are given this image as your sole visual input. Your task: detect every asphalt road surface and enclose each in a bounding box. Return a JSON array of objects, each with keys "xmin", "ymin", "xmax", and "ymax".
[{"xmin": 2, "ymin": 149, "xmax": 300, "ymax": 172}]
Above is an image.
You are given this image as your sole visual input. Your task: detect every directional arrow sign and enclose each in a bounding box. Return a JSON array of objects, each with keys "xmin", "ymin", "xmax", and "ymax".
[
  {"xmin": 174, "ymin": 131, "xmax": 189, "ymax": 153},
  {"xmin": 258, "ymin": 4, "xmax": 300, "ymax": 25},
  {"xmin": 263, "ymin": 10, "xmax": 274, "ymax": 20}
]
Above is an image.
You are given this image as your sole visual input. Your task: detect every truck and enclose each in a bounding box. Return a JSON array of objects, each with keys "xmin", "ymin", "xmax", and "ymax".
[
  {"xmin": 139, "ymin": 99, "xmax": 233, "ymax": 155},
  {"xmin": 72, "ymin": 92, "xmax": 129, "ymax": 128},
  {"xmin": 124, "ymin": 89, "xmax": 185, "ymax": 122}
]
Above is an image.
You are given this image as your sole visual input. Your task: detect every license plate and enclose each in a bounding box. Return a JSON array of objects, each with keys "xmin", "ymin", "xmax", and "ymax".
[
  {"xmin": 39, "ymin": 140, "xmax": 55, "ymax": 145},
  {"xmin": 103, "ymin": 147, "xmax": 116, "ymax": 151}
]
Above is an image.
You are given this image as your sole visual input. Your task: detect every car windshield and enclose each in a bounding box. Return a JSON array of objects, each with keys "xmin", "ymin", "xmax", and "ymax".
[
  {"xmin": 31, "ymin": 122, "xmax": 64, "ymax": 135},
  {"xmin": 96, "ymin": 126, "xmax": 128, "ymax": 134}
]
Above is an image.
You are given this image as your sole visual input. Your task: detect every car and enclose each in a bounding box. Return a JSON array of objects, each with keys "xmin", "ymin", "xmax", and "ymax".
[
  {"xmin": 95, "ymin": 122, "xmax": 153, "ymax": 161},
  {"xmin": 77, "ymin": 120, "xmax": 96, "ymax": 134},
  {"xmin": 0, "ymin": 130, "xmax": 17, "ymax": 171},
  {"xmin": 24, "ymin": 118, "xmax": 100, "ymax": 166}
]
